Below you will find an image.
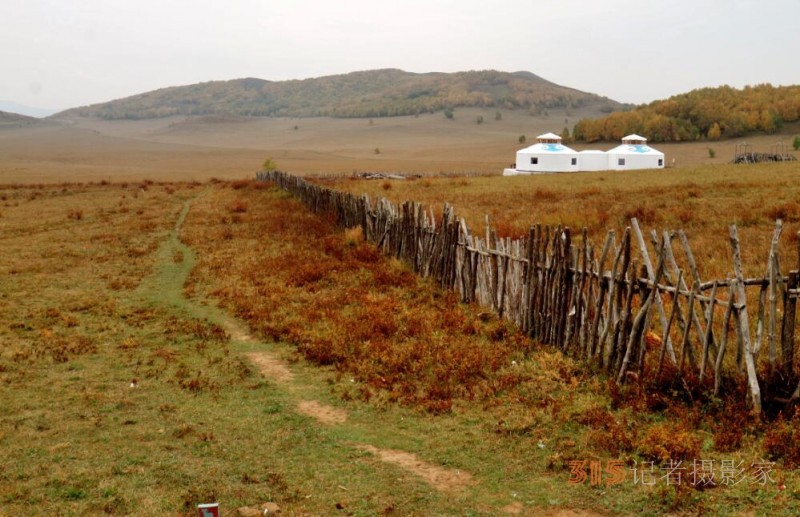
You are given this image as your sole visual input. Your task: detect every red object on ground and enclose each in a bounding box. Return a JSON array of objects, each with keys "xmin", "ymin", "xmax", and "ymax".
[{"xmin": 198, "ymin": 503, "xmax": 219, "ymax": 517}]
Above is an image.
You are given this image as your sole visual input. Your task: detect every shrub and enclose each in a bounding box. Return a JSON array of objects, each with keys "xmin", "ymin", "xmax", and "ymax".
[
  {"xmin": 262, "ymin": 158, "xmax": 278, "ymax": 172},
  {"xmin": 638, "ymin": 422, "xmax": 701, "ymax": 463},
  {"xmin": 227, "ymin": 199, "xmax": 248, "ymax": 213},
  {"xmin": 764, "ymin": 201, "xmax": 800, "ymax": 222},
  {"xmin": 763, "ymin": 413, "xmax": 800, "ymax": 468}
]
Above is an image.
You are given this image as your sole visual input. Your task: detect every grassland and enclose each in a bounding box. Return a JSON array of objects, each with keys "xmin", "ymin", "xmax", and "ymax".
[
  {"xmin": 2, "ymin": 111, "xmax": 796, "ymax": 184},
  {"xmin": 2, "ymin": 179, "xmax": 798, "ymax": 515},
  {"xmin": 1, "ymin": 106, "xmax": 800, "ymax": 514},
  {"xmin": 323, "ymin": 161, "xmax": 800, "ymax": 281}
]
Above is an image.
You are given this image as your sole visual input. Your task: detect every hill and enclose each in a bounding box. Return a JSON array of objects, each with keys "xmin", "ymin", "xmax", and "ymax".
[
  {"xmin": 572, "ymin": 83, "xmax": 800, "ymax": 143},
  {"xmin": 0, "ymin": 110, "xmax": 42, "ymax": 128},
  {"xmin": 55, "ymin": 69, "xmax": 622, "ymax": 120},
  {"xmin": 0, "ymin": 100, "xmax": 58, "ymax": 118}
]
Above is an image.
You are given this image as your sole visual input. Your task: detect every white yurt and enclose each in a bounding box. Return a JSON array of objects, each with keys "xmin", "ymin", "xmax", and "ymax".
[
  {"xmin": 504, "ymin": 133, "xmax": 579, "ymax": 175},
  {"xmin": 605, "ymin": 134, "xmax": 665, "ymax": 171}
]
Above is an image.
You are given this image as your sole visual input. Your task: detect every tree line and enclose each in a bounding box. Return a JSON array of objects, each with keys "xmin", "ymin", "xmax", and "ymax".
[{"xmin": 573, "ymin": 84, "xmax": 800, "ymax": 143}]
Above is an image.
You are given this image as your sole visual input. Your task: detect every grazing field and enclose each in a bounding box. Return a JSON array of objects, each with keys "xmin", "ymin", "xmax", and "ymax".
[
  {"xmin": 2, "ymin": 180, "xmax": 798, "ymax": 515},
  {"xmin": 1, "ymin": 112, "xmax": 796, "ymax": 184},
  {"xmin": 322, "ymin": 162, "xmax": 800, "ymax": 281}
]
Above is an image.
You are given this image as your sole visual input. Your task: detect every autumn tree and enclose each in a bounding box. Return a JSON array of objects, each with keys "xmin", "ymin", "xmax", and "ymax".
[
  {"xmin": 262, "ymin": 158, "xmax": 278, "ymax": 172},
  {"xmin": 572, "ymin": 84, "xmax": 800, "ymax": 143},
  {"xmin": 707, "ymin": 122, "xmax": 722, "ymax": 140}
]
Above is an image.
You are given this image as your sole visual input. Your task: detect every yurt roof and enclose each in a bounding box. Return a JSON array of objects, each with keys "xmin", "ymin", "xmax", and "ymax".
[
  {"xmin": 519, "ymin": 142, "xmax": 578, "ymax": 154},
  {"xmin": 607, "ymin": 143, "xmax": 664, "ymax": 156},
  {"xmin": 622, "ymin": 134, "xmax": 647, "ymax": 141},
  {"xmin": 536, "ymin": 132, "xmax": 562, "ymax": 140}
]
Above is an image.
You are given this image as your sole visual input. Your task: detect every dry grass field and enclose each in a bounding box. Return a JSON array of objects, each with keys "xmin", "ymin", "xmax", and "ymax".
[
  {"xmin": 2, "ymin": 111, "xmax": 796, "ymax": 184},
  {"xmin": 2, "ymin": 179, "xmax": 798, "ymax": 515},
  {"xmin": 323, "ymin": 162, "xmax": 800, "ymax": 282},
  {"xmin": 1, "ymin": 112, "xmax": 800, "ymax": 514}
]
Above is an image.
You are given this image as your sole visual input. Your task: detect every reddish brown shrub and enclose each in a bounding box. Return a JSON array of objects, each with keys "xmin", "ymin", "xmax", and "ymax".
[
  {"xmin": 623, "ymin": 203, "xmax": 659, "ymax": 226},
  {"xmin": 578, "ymin": 407, "xmax": 635, "ymax": 455},
  {"xmin": 227, "ymin": 199, "xmax": 249, "ymax": 213},
  {"xmin": 763, "ymin": 413, "xmax": 800, "ymax": 468},
  {"xmin": 764, "ymin": 201, "xmax": 800, "ymax": 222},
  {"xmin": 638, "ymin": 422, "xmax": 701, "ymax": 463}
]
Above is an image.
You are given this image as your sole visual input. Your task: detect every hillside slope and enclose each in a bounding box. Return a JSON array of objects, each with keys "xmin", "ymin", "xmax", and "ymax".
[
  {"xmin": 0, "ymin": 110, "xmax": 41, "ymax": 128},
  {"xmin": 55, "ymin": 69, "xmax": 622, "ymax": 120},
  {"xmin": 573, "ymin": 83, "xmax": 800, "ymax": 143}
]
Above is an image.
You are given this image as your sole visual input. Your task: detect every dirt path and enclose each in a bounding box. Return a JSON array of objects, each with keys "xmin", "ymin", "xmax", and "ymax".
[
  {"xmin": 355, "ymin": 444, "xmax": 474, "ymax": 492},
  {"xmin": 243, "ymin": 351, "xmax": 294, "ymax": 383},
  {"xmin": 297, "ymin": 400, "xmax": 348, "ymax": 425},
  {"xmin": 145, "ymin": 193, "xmax": 485, "ymax": 499}
]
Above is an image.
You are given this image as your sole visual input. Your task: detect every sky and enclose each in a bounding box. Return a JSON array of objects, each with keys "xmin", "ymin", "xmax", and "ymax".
[{"xmin": 2, "ymin": 0, "xmax": 798, "ymax": 113}]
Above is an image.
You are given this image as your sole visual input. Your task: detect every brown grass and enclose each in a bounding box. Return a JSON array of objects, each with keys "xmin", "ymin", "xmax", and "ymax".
[
  {"xmin": 322, "ymin": 162, "xmax": 800, "ymax": 280},
  {"xmin": 183, "ymin": 182, "xmax": 535, "ymax": 413},
  {"xmin": 3, "ymin": 180, "xmax": 797, "ymax": 514},
  {"xmin": 180, "ymin": 182, "xmax": 789, "ymax": 464},
  {"xmin": 2, "ymin": 114, "xmax": 796, "ymax": 184}
]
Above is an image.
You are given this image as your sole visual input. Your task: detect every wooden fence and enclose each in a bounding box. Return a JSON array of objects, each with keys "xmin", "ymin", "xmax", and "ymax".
[{"xmin": 258, "ymin": 171, "xmax": 800, "ymax": 415}]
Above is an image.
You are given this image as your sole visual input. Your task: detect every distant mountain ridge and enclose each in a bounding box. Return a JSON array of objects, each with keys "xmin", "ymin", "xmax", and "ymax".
[
  {"xmin": 0, "ymin": 110, "xmax": 42, "ymax": 127},
  {"xmin": 0, "ymin": 100, "xmax": 58, "ymax": 118},
  {"xmin": 55, "ymin": 69, "xmax": 622, "ymax": 120}
]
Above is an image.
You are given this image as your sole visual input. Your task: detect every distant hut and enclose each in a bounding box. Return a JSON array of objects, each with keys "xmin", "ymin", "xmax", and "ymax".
[
  {"xmin": 605, "ymin": 134, "xmax": 665, "ymax": 171},
  {"xmin": 504, "ymin": 133, "xmax": 579, "ymax": 175}
]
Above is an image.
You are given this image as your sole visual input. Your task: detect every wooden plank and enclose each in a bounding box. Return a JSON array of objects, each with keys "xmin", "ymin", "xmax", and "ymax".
[
  {"xmin": 677, "ymin": 230, "xmax": 713, "ymax": 364},
  {"xmin": 768, "ymin": 220, "xmax": 783, "ymax": 375},
  {"xmin": 659, "ymin": 270, "xmax": 683, "ymax": 377},
  {"xmin": 714, "ymin": 283, "xmax": 735, "ymax": 396},
  {"xmin": 613, "ymin": 259, "xmax": 637, "ymax": 374},
  {"xmin": 589, "ymin": 231, "xmax": 615, "ymax": 360},
  {"xmin": 631, "ymin": 219, "xmax": 672, "ymax": 364},
  {"xmin": 781, "ymin": 270, "xmax": 798, "ymax": 379},
  {"xmin": 699, "ymin": 281, "xmax": 718, "ymax": 382},
  {"xmin": 729, "ymin": 224, "xmax": 763, "ymax": 415},
  {"xmin": 602, "ymin": 228, "xmax": 630, "ymax": 369},
  {"xmin": 679, "ymin": 284, "xmax": 696, "ymax": 375},
  {"xmin": 618, "ymin": 239, "xmax": 666, "ymax": 383}
]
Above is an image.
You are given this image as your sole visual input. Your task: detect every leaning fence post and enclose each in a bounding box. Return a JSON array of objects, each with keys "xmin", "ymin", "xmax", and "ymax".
[{"xmin": 729, "ymin": 224, "xmax": 762, "ymax": 416}]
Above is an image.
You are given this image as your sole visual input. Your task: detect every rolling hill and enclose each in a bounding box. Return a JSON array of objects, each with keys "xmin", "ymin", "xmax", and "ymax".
[
  {"xmin": 55, "ymin": 69, "xmax": 623, "ymax": 120},
  {"xmin": 573, "ymin": 83, "xmax": 800, "ymax": 143},
  {"xmin": 0, "ymin": 110, "xmax": 42, "ymax": 128}
]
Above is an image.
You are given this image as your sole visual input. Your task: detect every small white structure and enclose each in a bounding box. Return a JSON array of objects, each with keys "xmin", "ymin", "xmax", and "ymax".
[
  {"xmin": 578, "ymin": 150, "xmax": 607, "ymax": 172},
  {"xmin": 504, "ymin": 133, "xmax": 579, "ymax": 175},
  {"xmin": 503, "ymin": 133, "xmax": 665, "ymax": 174},
  {"xmin": 606, "ymin": 134, "xmax": 665, "ymax": 171}
]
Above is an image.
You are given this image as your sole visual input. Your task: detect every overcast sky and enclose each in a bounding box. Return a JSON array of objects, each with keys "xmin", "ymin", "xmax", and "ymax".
[{"xmin": 2, "ymin": 0, "xmax": 798, "ymax": 112}]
